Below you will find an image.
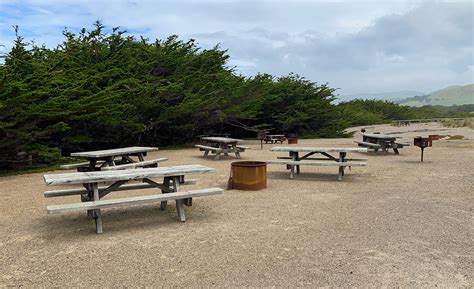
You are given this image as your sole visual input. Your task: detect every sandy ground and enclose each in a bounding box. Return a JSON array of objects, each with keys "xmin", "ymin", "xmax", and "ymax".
[{"xmin": 0, "ymin": 122, "xmax": 473, "ymax": 287}]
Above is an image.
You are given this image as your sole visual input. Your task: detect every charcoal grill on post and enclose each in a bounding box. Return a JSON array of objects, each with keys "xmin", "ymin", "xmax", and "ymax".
[
  {"xmin": 414, "ymin": 136, "xmax": 432, "ymax": 162},
  {"xmin": 257, "ymin": 131, "xmax": 268, "ymax": 150}
]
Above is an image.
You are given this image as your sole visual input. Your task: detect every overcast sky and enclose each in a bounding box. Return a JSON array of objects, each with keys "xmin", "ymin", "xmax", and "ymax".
[{"xmin": 0, "ymin": 0, "xmax": 473, "ymax": 95}]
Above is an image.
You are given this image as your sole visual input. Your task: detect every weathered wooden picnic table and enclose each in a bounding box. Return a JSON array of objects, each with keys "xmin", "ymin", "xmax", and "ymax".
[
  {"xmin": 355, "ymin": 133, "xmax": 408, "ymax": 154},
  {"xmin": 267, "ymin": 146, "xmax": 368, "ymax": 180},
  {"xmin": 43, "ymin": 165, "xmax": 223, "ymax": 234},
  {"xmin": 61, "ymin": 146, "xmax": 166, "ymax": 171},
  {"xmin": 264, "ymin": 134, "xmax": 286, "ymax": 144},
  {"xmin": 195, "ymin": 137, "xmax": 249, "ymax": 160}
]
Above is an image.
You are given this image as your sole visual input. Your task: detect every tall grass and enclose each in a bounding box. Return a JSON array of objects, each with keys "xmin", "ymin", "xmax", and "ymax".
[{"xmin": 441, "ymin": 117, "xmax": 474, "ymax": 129}]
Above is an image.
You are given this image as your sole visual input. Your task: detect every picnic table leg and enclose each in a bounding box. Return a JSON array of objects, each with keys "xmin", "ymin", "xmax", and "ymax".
[
  {"xmin": 234, "ymin": 144, "xmax": 241, "ymax": 159},
  {"xmin": 172, "ymin": 176, "xmax": 186, "ymax": 222},
  {"xmin": 92, "ymin": 183, "xmax": 103, "ymax": 234},
  {"xmin": 89, "ymin": 159, "xmax": 97, "ymax": 171},
  {"xmin": 392, "ymin": 142, "xmax": 400, "ymax": 155},
  {"xmin": 288, "ymin": 152, "xmax": 297, "ymax": 179},
  {"xmin": 223, "ymin": 144, "xmax": 229, "ymax": 157},
  {"xmin": 106, "ymin": 156, "xmax": 116, "ymax": 167},
  {"xmin": 338, "ymin": 152, "xmax": 346, "ymax": 181},
  {"xmin": 295, "ymin": 152, "xmax": 300, "ymax": 174},
  {"xmin": 82, "ymin": 183, "xmax": 94, "ymax": 218},
  {"xmin": 137, "ymin": 153, "xmax": 145, "ymax": 162},
  {"xmin": 204, "ymin": 149, "xmax": 210, "ymax": 157},
  {"xmin": 160, "ymin": 177, "xmax": 171, "ymax": 210}
]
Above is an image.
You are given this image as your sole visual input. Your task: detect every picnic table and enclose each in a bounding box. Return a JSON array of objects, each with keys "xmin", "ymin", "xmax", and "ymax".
[
  {"xmin": 355, "ymin": 133, "xmax": 408, "ymax": 154},
  {"xmin": 43, "ymin": 165, "xmax": 223, "ymax": 234},
  {"xmin": 60, "ymin": 146, "xmax": 166, "ymax": 171},
  {"xmin": 195, "ymin": 137, "xmax": 249, "ymax": 160},
  {"xmin": 267, "ymin": 146, "xmax": 368, "ymax": 180},
  {"xmin": 264, "ymin": 134, "xmax": 286, "ymax": 144}
]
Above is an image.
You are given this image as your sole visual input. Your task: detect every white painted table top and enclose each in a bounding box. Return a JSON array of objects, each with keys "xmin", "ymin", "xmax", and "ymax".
[
  {"xmin": 70, "ymin": 146, "xmax": 159, "ymax": 158},
  {"xmin": 270, "ymin": 147, "xmax": 368, "ymax": 153},
  {"xmin": 44, "ymin": 165, "xmax": 214, "ymax": 185},
  {"xmin": 201, "ymin": 137, "xmax": 242, "ymax": 144}
]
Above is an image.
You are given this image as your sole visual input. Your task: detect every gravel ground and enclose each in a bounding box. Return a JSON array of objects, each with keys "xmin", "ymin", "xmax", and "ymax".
[{"xmin": 1, "ymin": 123, "xmax": 473, "ymax": 287}]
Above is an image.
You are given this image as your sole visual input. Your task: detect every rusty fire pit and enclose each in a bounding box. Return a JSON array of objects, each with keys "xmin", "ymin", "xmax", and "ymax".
[
  {"xmin": 287, "ymin": 137, "xmax": 298, "ymax": 144},
  {"xmin": 228, "ymin": 161, "xmax": 267, "ymax": 190},
  {"xmin": 414, "ymin": 136, "xmax": 432, "ymax": 162}
]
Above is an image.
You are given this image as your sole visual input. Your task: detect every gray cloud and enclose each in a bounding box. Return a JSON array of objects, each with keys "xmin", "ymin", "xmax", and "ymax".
[
  {"xmin": 190, "ymin": 2, "xmax": 473, "ymax": 94},
  {"xmin": 0, "ymin": 0, "xmax": 472, "ymax": 94}
]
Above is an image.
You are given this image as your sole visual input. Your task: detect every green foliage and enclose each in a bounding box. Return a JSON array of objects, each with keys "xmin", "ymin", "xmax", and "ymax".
[
  {"xmin": 0, "ymin": 23, "xmax": 346, "ymax": 168},
  {"xmin": 441, "ymin": 117, "xmax": 474, "ymax": 129},
  {"xmin": 338, "ymin": 99, "xmax": 472, "ymax": 126},
  {"xmin": 2, "ymin": 23, "xmax": 467, "ymax": 170}
]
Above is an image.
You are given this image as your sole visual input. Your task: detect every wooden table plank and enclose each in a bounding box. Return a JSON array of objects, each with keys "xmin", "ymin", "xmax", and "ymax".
[
  {"xmin": 270, "ymin": 147, "xmax": 368, "ymax": 153},
  {"xmin": 44, "ymin": 165, "xmax": 214, "ymax": 185},
  {"xmin": 201, "ymin": 137, "xmax": 242, "ymax": 143},
  {"xmin": 47, "ymin": 188, "xmax": 224, "ymax": 214},
  {"xmin": 70, "ymin": 146, "xmax": 159, "ymax": 158},
  {"xmin": 362, "ymin": 133, "xmax": 398, "ymax": 140}
]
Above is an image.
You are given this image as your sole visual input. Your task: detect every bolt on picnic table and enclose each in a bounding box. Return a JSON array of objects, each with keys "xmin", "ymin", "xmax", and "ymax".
[
  {"xmin": 43, "ymin": 165, "xmax": 223, "ymax": 234},
  {"xmin": 267, "ymin": 146, "xmax": 368, "ymax": 180},
  {"xmin": 60, "ymin": 146, "xmax": 167, "ymax": 171},
  {"xmin": 195, "ymin": 137, "xmax": 250, "ymax": 160}
]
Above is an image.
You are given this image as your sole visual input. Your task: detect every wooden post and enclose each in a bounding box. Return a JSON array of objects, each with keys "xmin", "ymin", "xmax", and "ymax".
[
  {"xmin": 234, "ymin": 144, "xmax": 241, "ymax": 159},
  {"xmin": 338, "ymin": 152, "xmax": 346, "ymax": 181},
  {"xmin": 421, "ymin": 147, "xmax": 424, "ymax": 162},
  {"xmin": 290, "ymin": 152, "xmax": 297, "ymax": 179},
  {"xmin": 106, "ymin": 157, "xmax": 115, "ymax": 167},
  {"xmin": 160, "ymin": 177, "xmax": 171, "ymax": 210},
  {"xmin": 295, "ymin": 152, "xmax": 300, "ymax": 174},
  {"xmin": 92, "ymin": 183, "xmax": 103, "ymax": 234},
  {"xmin": 172, "ymin": 176, "xmax": 186, "ymax": 222}
]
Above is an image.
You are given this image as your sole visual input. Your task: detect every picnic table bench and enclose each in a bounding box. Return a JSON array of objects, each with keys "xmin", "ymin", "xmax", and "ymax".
[
  {"xmin": 60, "ymin": 146, "xmax": 166, "ymax": 171},
  {"xmin": 267, "ymin": 147, "xmax": 368, "ymax": 180},
  {"xmin": 355, "ymin": 133, "xmax": 408, "ymax": 154},
  {"xmin": 43, "ymin": 165, "xmax": 223, "ymax": 234},
  {"xmin": 195, "ymin": 137, "xmax": 248, "ymax": 160}
]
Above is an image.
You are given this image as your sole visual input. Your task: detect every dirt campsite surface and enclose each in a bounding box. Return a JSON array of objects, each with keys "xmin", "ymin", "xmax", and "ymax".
[{"xmin": 1, "ymin": 123, "xmax": 473, "ymax": 287}]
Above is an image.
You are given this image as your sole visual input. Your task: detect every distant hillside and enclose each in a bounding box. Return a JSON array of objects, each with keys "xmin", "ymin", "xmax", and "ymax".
[
  {"xmin": 397, "ymin": 84, "xmax": 474, "ymax": 107},
  {"xmin": 339, "ymin": 90, "xmax": 425, "ymax": 102}
]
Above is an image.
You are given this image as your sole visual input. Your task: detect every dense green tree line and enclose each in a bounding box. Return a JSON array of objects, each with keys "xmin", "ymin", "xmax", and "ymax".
[
  {"xmin": 338, "ymin": 99, "xmax": 472, "ymax": 126},
  {"xmin": 0, "ymin": 23, "xmax": 346, "ymax": 168},
  {"xmin": 0, "ymin": 23, "xmax": 470, "ymax": 169}
]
